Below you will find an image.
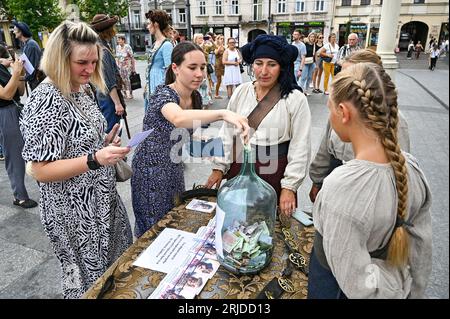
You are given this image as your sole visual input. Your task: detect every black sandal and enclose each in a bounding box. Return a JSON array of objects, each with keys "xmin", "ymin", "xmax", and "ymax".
[{"xmin": 13, "ymin": 199, "xmax": 38, "ymax": 209}]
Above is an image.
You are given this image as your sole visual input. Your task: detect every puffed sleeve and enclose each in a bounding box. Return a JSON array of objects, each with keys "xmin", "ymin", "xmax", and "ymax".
[
  {"xmin": 309, "ymin": 121, "xmax": 333, "ymax": 186},
  {"xmin": 148, "ymin": 85, "xmax": 179, "ymax": 114},
  {"xmin": 20, "ymin": 87, "xmax": 69, "ymax": 162},
  {"xmin": 398, "ymin": 111, "xmax": 411, "ymax": 153},
  {"xmin": 161, "ymin": 41, "xmax": 173, "ymax": 69},
  {"xmin": 403, "ymin": 153, "xmax": 432, "ymax": 298},
  {"xmin": 280, "ymin": 90, "xmax": 311, "ymax": 192},
  {"xmin": 211, "ymin": 84, "xmax": 246, "ymax": 173}
]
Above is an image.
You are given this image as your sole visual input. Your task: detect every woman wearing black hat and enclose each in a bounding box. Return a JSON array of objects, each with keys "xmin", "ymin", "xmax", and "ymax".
[
  {"xmin": 90, "ymin": 14, "xmax": 125, "ymax": 134},
  {"xmin": 12, "ymin": 21, "xmax": 42, "ymax": 91},
  {"xmin": 206, "ymin": 34, "xmax": 312, "ymax": 217}
]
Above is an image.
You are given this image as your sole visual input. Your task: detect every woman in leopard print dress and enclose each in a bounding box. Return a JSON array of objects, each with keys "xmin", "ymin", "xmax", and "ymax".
[{"xmin": 20, "ymin": 21, "xmax": 132, "ymax": 299}]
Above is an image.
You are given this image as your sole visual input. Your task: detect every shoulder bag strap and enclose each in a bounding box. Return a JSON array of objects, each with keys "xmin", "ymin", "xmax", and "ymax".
[
  {"xmin": 229, "ymin": 84, "xmax": 282, "ymax": 165},
  {"xmin": 247, "ymin": 83, "xmax": 282, "ymax": 131}
]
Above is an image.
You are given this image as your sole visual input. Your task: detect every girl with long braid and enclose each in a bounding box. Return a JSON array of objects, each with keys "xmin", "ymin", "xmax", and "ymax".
[{"xmin": 308, "ymin": 62, "xmax": 432, "ymax": 299}]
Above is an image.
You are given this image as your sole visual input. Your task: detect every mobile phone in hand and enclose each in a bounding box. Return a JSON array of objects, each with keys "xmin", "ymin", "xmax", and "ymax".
[
  {"xmin": 109, "ymin": 119, "xmax": 124, "ymax": 144},
  {"xmin": 8, "ymin": 49, "xmax": 15, "ymax": 61}
]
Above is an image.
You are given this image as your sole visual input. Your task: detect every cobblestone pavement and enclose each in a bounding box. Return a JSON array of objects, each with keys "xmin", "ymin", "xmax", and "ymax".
[{"xmin": 0, "ymin": 57, "xmax": 448, "ymax": 299}]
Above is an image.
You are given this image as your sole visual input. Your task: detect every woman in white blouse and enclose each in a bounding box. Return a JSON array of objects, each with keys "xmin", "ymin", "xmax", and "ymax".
[
  {"xmin": 206, "ymin": 34, "xmax": 311, "ymax": 217},
  {"xmin": 318, "ymin": 33, "xmax": 339, "ymax": 95}
]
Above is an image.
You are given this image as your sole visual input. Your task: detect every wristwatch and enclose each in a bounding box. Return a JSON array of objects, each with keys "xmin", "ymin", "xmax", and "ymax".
[{"xmin": 87, "ymin": 152, "xmax": 101, "ymax": 170}]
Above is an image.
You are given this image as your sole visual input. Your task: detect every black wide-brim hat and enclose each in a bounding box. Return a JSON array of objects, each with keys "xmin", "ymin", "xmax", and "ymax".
[
  {"xmin": 90, "ymin": 14, "xmax": 119, "ymax": 33},
  {"xmin": 12, "ymin": 21, "xmax": 32, "ymax": 38}
]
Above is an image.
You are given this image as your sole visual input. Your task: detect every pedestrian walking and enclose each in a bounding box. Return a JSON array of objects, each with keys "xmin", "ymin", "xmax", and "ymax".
[
  {"xmin": 19, "ymin": 21, "xmax": 132, "ymax": 298},
  {"xmin": 415, "ymin": 41, "xmax": 424, "ymax": 59},
  {"xmin": 407, "ymin": 40, "xmax": 415, "ymax": 59},
  {"xmin": 429, "ymin": 44, "xmax": 440, "ymax": 71}
]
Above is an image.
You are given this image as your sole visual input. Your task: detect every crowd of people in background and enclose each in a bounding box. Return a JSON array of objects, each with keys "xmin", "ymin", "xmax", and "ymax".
[{"xmin": 0, "ymin": 10, "xmax": 441, "ymax": 300}]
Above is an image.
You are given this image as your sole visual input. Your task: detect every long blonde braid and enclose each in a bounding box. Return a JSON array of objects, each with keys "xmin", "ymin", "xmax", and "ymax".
[{"xmin": 331, "ymin": 63, "xmax": 410, "ymax": 267}]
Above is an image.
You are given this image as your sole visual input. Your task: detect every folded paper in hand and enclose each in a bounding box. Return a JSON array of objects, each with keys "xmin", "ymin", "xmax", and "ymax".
[{"xmin": 127, "ymin": 129, "xmax": 153, "ymax": 148}]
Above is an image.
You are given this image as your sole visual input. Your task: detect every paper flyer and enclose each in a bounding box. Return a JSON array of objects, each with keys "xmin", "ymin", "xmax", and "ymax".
[
  {"xmin": 133, "ymin": 228, "xmax": 196, "ymax": 273},
  {"xmin": 19, "ymin": 53, "xmax": 35, "ymax": 75}
]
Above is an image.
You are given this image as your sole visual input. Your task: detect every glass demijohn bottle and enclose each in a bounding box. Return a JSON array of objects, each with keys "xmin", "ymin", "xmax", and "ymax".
[{"xmin": 215, "ymin": 144, "xmax": 277, "ymax": 274}]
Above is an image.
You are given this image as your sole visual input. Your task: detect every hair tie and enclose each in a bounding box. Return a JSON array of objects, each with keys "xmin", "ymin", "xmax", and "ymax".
[{"xmin": 395, "ymin": 215, "xmax": 414, "ymax": 228}]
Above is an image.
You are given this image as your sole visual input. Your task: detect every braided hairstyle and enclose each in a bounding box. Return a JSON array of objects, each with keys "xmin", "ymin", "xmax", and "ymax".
[
  {"xmin": 344, "ymin": 48, "xmax": 382, "ymax": 66},
  {"xmin": 331, "ymin": 63, "xmax": 409, "ymax": 267}
]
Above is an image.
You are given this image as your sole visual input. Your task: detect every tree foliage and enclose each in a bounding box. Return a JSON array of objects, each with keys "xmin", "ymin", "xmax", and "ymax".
[
  {"xmin": 5, "ymin": 0, "xmax": 65, "ymax": 37},
  {"xmin": 73, "ymin": 0, "xmax": 129, "ymax": 22}
]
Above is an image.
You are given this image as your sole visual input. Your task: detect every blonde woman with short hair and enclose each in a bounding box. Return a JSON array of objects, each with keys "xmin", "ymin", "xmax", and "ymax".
[{"xmin": 19, "ymin": 21, "xmax": 132, "ymax": 299}]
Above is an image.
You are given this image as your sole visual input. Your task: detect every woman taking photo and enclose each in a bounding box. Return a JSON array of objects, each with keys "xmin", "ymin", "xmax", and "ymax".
[
  {"xmin": 131, "ymin": 42, "xmax": 249, "ymax": 238},
  {"xmin": 206, "ymin": 35, "xmax": 311, "ymax": 217},
  {"xmin": 20, "ymin": 21, "xmax": 132, "ymax": 298}
]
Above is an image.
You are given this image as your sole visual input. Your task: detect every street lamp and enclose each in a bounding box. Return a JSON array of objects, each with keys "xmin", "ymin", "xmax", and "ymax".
[{"xmin": 267, "ymin": 0, "xmax": 272, "ymax": 34}]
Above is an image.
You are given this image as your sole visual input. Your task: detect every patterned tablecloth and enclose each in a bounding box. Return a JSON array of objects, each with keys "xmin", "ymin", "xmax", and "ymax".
[{"xmin": 83, "ymin": 195, "xmax": 315, "ymax": 299}]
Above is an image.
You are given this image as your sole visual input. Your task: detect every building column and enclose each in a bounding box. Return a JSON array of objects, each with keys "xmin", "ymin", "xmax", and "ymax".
[
  {"xmin": 376, "ymin": 0, "xmax": 402, "ymax": 82},
  {"xmin": 1, "ymin": 22, "xmax": 13, "ymax": 46}
]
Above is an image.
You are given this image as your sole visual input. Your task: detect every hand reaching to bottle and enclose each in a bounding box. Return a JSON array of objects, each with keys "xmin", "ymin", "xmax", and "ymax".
[
  {"xmin": 206, "ymin": 169, "xmax": 224, "ymax": 189},
  {"xmin": 221, "ymin": 110, "xmax": 250, "ymax": 144}
]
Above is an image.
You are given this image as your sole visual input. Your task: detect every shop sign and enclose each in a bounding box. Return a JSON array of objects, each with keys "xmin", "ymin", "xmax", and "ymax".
[
  {"xmin": 278, "ymin": 22, "xmax": 291, "ymax": 27},
  {"xmin": 294, "ymin": 21, "xmax": 324, "ymax": 27}
]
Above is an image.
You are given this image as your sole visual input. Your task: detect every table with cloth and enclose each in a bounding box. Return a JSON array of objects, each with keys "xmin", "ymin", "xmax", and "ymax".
[{"xmin": 83, "ymin": 192, "xmax": 315, "ymax": 299}]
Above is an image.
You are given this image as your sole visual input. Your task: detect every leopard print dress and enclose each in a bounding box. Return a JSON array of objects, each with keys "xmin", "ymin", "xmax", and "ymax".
[{"xmin": 20, "ymin": 83, "xmax": 132, "ymax": 299}]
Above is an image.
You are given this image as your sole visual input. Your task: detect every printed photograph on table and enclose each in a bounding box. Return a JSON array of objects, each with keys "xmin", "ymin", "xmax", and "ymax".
[{"xmin": 186, "ymin": 199, "xmax": 216, "ymax": 213}]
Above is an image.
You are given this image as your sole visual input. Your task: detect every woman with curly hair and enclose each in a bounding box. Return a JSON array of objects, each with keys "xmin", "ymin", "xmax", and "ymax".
[
  {"xmin": 308, "ymin": 62, "xmax": 432, "ymax": 299},
  {"xmin": 144, "ymin": 9, "xmax": 173, "ymax": 111}
]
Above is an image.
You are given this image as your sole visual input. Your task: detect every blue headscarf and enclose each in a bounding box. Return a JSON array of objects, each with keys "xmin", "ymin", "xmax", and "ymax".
[{"xmin": 241, "ymin": 34, "xmax": 302, "ymax": 98}]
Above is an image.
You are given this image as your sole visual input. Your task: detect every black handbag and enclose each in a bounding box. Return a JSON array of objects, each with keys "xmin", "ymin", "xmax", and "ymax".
[
  {"xmin": 129, "ymin": 72, "xmax": 142, "ymax": 91},
  {"xmin": 206, "ymin": 63, "xmax": 214, "ymax": 74},
  {"xmin": 239, "ymin": 63, "xmax": 245, "ymax": 74},
  {"xmin": 334, "ymin": 64, "xmax": 342, "ymax": 75}
]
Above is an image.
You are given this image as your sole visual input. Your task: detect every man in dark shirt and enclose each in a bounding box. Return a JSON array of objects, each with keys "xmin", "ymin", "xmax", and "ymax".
[{"xmin": 13, "ymin": 21, "xmax": 42, "ymax": 91}]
